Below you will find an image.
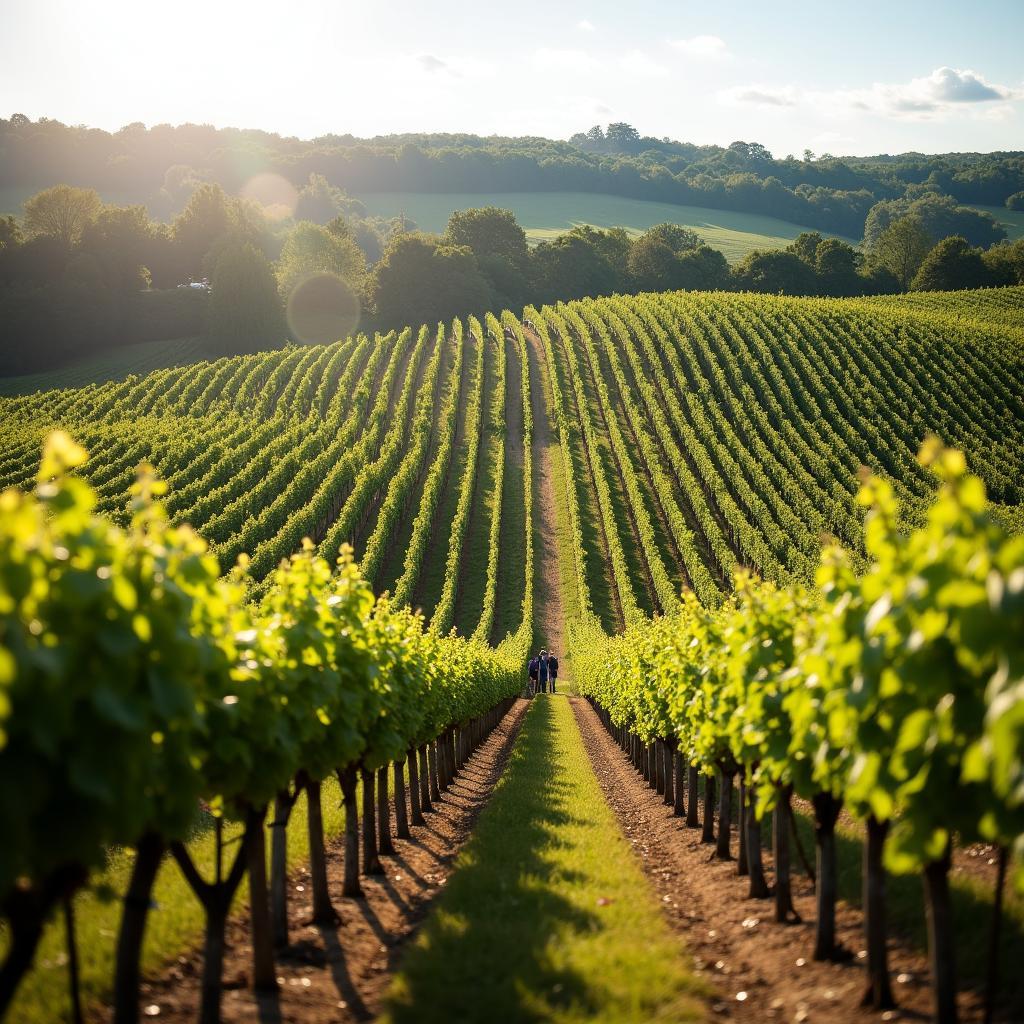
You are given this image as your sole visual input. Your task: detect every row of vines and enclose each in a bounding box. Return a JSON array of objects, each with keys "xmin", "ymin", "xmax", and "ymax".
[
  {"xmin": 0, "ymin": 434, "xmax": 525, "ymax": 1023},
  {"xmin": 573, "ymin": 442, "xmax": 1024, "ymax": 1024}
]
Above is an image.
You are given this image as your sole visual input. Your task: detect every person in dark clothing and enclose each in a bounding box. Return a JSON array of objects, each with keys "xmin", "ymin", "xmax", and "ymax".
[
  {"xmin": 527, "ymin": 654, "xmax": 540, "ymax": 696},
  {"xmin": 538, "ymin": 649, "xmax": 549, "ymax": 694},
  {"xmin": 548, "ymin": 653, "xmax": 559, "ymax": 692}
]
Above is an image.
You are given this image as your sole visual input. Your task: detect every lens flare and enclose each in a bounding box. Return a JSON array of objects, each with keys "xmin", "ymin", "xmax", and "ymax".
[
  {"xmin": 240, "ymin": 172, "xmax": 298, "ymax": 222},
  {"xmin": 286, "ymin": 273, "xmax": 361, "ymax": 345}
]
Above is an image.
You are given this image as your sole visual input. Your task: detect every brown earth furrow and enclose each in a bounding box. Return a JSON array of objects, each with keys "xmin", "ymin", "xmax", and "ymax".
[
  {"xmin": 569, "ymin": 695, "xmax": 997, "ymax": 1024},
  {"xmin": 522, "ymin": 325, "xmax": 565, "ymax": 667},
  {"xmin": 117, "ymin": 698, "xmax": 530, "ymax": 1024}
]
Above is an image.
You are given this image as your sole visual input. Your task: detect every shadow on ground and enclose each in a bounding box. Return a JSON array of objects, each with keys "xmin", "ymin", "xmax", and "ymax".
[{"xmin": 381, "ymin": 698, "xmax": 603, "ymax": 1023}]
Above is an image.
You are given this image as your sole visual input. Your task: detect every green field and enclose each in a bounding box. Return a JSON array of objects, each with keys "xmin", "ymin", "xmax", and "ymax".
[
  {"xmin": 0, "ymin": 336, "xmax": 215, "ymax": 396},
  {"xmin": 355, "ymin": 191, "xmax": 855, "ymax": 262},
  {"xmin": 968, "ymin": 202, "xmax": 1024, "ymax": 241}
]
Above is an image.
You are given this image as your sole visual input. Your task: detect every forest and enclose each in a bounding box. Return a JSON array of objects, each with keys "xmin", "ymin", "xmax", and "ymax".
[{"xmin": 2, "ymin": 115, "xmax": 1021, "ymax": 237}]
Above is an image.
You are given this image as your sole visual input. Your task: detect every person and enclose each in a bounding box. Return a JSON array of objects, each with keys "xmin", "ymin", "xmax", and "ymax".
[
  {"xmin": 548, "ymin": 652, "xmax": 559, "ymax": 693},
  {"xmin": 527, "ymin": 653, "xmax": 539, "ymax": 697},
  {"xmin": 538, "ymin": 649, "xmax": 549, "ymax": 694}
]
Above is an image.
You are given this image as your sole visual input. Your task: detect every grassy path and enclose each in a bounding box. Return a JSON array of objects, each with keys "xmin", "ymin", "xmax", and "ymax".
[{"xmin": 381, "ymin": 695, "xmax": 707, "ymax": 1024}]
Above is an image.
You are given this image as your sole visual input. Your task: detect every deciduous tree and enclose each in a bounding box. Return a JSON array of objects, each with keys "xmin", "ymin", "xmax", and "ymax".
[
  {"xmin": 207, "ymin": 241, "xmax": 285, "ymax": 354},
  {"xmin": 733, "ymin": 249, "xmax": 818, "ymax": 295},
  {"xmin": 871, "ymin": 215, "xmax": 933, "ymax": 291},
  {"xmin": 276, "ymin": 220, "xmax": 366, "ymax": 298},
  {"xmin": 370, "ymin": 233, "xmax": 492, "ymax": 328},
  {"xmin": 911, "ymin": 235, "xmax": 996, "ymax": 292},
  {"xmin": 442, "ymin": 206, "xmax": 528, "ymax": 269},
  {"xmin": 23, "ymin": 185, "xmax": 101, "ymax": 247}
]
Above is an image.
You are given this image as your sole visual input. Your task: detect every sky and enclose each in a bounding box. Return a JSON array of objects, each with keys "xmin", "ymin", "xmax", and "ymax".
[{"xmin": 1, "ymin": 0, "xmax": 1022, "ymax": 156}]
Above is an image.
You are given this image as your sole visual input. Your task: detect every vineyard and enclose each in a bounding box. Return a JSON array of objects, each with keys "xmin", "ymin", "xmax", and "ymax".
[
  {"xmin": 2, "ymin": 285, "xmax": 1024, "ymax": 1023},
  {"xmin": 3, "ymin": 288, "xmax": 1022, "ymax": 622}
]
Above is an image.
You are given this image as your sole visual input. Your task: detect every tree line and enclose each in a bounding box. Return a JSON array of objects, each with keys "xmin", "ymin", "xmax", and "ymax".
[
  {"xmin": 2, "ymin": 181, "xmax": 1022, "ymax": 376},
  {"xmin": 0, "ymin": 177, "xmax": 404, "ymax": 375},
  {"xmin": 2, "ymin": 115, "xmax": 1020, "ymax": 241}
]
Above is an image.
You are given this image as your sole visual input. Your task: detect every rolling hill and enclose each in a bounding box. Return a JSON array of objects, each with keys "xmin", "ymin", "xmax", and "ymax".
[
  {"xmin": 2, "ymin": 285, "xmax": 1022, "ymax": 646},
  {"xmin": 355, "ymin": 191, "xmax": 858, "ymax": 261},
  {"xmin": 4, "ymin": 284, "xmax": 1024, "ymax": 1023}
]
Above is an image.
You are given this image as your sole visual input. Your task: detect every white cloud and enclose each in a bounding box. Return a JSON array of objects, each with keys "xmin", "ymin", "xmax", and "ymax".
[
  {"xmin": 619, "ymin": 49, "xmax": 669, "ymax": 79},
  {"xmin": 669, "ymin": 34, "xmax": 728, "ymax": 59},
  {"xmin": 533, "ymin": 47, "xmax": 598, "ymax": 73},
  {"xmin": 722, "ymin": 67, "xmax": 1020, "ymax": 122},
  {"xmin": 417, "ymin": 54, "xmax": 449, "ymax": 75},
  {"xmin": 831, "ymin": 66, "xmax": 1019, "ymax": 117},
  {"xmin": 925, "ymin": 67, "xmax": 1013, "ymax": 103},
  {"xmin": 720, "ymin": 85, "xmax": 798, "ymax": 108},
  {"xmin": 577, "ymin": 19, "xmax": 596, "ymax": 32}
]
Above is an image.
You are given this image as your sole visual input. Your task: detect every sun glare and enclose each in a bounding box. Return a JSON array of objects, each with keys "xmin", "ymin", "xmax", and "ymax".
[
  {"xmin": 285, "ymin": 272, "xmax": 361, "ymax": 345},
  {"xmin": 240, "ymin": 173, "xmax": 298, "ymax": 222}
]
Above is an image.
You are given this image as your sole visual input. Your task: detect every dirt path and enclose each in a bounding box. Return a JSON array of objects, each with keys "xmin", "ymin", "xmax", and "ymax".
[
  {"xmin": 522, "ymin": 325, "xmax": 565, "ymax": 669},
  {"xmin": 125, "ymin": 700, "xmax": 530, "ymax": 1024},
  {"xmin": 569, "ymin": 695, "xmax": 1003, "ymax": 1024}
]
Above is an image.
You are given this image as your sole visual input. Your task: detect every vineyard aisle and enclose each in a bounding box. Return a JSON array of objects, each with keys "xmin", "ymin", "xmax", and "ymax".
[
  {"xmin": 380, "ymin": 695, "xmax": 707, "ymax": 1024},
  {"xmin": 524, "ymin": 324, "xmax": 566, "ymax": 671}
]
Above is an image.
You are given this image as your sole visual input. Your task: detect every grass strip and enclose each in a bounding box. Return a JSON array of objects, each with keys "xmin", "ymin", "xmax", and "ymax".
[{"xmin": 382, "ymin": 695, "xmax": 707, "ymax": 1023}]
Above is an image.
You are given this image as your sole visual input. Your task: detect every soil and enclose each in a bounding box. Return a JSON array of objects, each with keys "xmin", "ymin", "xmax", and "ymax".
[
  {"xmin": 523, "ymin": 326, "xmax": 565, "ymax": 665},
  {"xmin": 569, "ymin": 695, "xmax": 1001, "ymax": 1024},
  {"xmin": 118, "ymin": 698, "xmax": 530, "ymax": 1024}
]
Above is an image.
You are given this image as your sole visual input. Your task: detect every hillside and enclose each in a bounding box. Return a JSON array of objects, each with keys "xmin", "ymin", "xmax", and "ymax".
[
  {"xmin": 0, "ymin": 336, "xmax": 214, "ymax": 397},
  {"xmin": 4, "ymin": 284, "xmax": 1024, "ymax": 1023},
  {"xmin": 8, "ymin": 6, "xmax": 1024, "ymax": 1017},
  {"xmin": 3, "ymin": 286, "xmax": 1022, "ymax": 645},
  {"xmin": 354, "ymin": 191, "xmax": 857, "ymax": 262}
]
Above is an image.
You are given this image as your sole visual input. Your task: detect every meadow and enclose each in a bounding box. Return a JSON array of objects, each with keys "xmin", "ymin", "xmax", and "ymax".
[{"xmin": 355, "ymin": 190, "xmax": 854, "ymax": 261}]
